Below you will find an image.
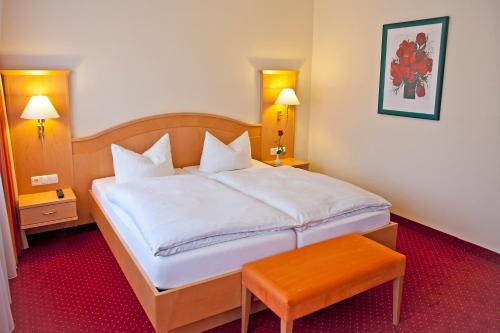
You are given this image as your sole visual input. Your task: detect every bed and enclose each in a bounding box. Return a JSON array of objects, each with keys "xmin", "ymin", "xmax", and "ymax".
[
  {"xmin": 72, "ymin": 113, "xmax": 398, "ymax": 333},
  {"xmin": 92, "ymin": 175, "xmax": 297, "ymax": 289}
]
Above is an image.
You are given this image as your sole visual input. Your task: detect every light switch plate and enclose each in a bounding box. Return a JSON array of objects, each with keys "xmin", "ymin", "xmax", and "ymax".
[{"xmin": 31, "ymin": 174, "xmax": 59, "ymax": 186}]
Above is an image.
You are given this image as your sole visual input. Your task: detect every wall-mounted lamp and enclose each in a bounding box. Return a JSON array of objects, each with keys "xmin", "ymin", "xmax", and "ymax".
[
  {"xmin": 21, "ymin": 96, "xmax": 59, "ymax": 144},
  {"xmin": 275, "ymin": 88, "xmax": 300, "ymax": 124}
]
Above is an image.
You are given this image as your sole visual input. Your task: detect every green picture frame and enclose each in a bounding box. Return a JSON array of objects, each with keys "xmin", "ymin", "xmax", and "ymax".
[{"xmin": 378, "ymin": 16, "xmax": 449, "ymax": 120}]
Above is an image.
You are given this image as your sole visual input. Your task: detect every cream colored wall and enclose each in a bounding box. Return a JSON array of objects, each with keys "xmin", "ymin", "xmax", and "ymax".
[
  {"xmin": 0, "ymin": 0, "xmax": 3, "ymax": 37},
  {"xmin": 309, "ymin": 0, "xmax": 500, "ymax": 251},
  {"xmin": 0, "ymin": 0, "xmax": 313, "ymax": 158}
]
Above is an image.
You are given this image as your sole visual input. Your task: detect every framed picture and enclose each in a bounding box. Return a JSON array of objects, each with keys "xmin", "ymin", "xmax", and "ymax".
[{"xmin": 378, "ymin": 16, "xmax": 449, "ymax": 120}]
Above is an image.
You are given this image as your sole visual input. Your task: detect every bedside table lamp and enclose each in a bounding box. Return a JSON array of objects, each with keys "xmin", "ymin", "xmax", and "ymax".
[
  {"xmin": 20, "ymin": 96, "xmax": 59, "ymax": 144},
  {"xmin": 275, "ymin": 88, "xmax": 300, "ymax": 124}
]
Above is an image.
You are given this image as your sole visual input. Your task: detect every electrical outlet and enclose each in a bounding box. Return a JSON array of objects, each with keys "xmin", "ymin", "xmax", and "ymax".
[
  {"xmin": 31, "ymin": 176, "xmax": 44, "ymax": 186},
  {"xmin": 270, "ymin": 147, "xmax": 286, "ymax": 155},
  {"xmin": 31, "ymin": 174, "xmax": 59, "ymax": 186}
]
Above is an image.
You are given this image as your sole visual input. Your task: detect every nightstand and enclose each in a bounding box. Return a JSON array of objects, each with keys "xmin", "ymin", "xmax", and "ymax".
[
  {"xmin": 263, "ymin": 158, "xmax": 310, "ymax": 170},
  {"xmin": 18, "ymin": 188, "xmax": 78, "ymax": 230}
]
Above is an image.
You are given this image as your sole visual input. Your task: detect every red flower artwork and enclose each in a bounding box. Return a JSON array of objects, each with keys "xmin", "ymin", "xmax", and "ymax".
[{"xmin": 391, "ymin": 33, "xmax": 433, "ymax": 99}]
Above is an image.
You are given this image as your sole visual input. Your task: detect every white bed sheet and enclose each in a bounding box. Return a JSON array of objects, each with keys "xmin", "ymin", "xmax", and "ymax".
[
  {"xmin": 295, "ymin": 209, "xmax": 390, "ymax": 247},
  {"xmin": 92, "ymin": 176, "xmax": 296, "ymax": 289}
]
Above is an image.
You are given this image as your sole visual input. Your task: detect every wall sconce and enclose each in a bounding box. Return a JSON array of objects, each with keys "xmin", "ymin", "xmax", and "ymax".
[
  {"xmin": 275, "ymin": 88, "xmax": 300, "ymax": 124},
  {"xmin": 20, "ymin": 96, "xmax": 59, "ymax": 144}
]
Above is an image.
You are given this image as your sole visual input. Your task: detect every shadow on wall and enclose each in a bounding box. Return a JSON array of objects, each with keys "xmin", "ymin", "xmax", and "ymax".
[
  {"xmin": 247, "ymin": 57, "xmax": 306, "ymax": 110},
  {"xmin": 0, "ymin": 54, "xmax": 84, "ymax": 70},
  {"xmin": 248, "ymin": 57, "xmax": 306, "ymax": 70},
  {"xmin": 0, "ymin": 54, "xmax": 85, "ymax": 130}
]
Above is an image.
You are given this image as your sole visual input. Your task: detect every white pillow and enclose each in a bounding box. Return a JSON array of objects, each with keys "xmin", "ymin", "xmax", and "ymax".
[
  {"xmin": 111, "ymin": 134, "xmax": 175, "ymax": 184},
  {"xmin": 199, "ymin": 131, "xmax": 252, "ymax": 173}
]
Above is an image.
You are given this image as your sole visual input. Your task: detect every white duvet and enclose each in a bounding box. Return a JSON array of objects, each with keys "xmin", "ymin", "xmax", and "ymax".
[
  {"xmin": 105, "ymin": 174, "xmax": 296, "ymax": 256},
  {"xmin": 210, "ymin": 166, "xmax": 391, "ymax": 229}
]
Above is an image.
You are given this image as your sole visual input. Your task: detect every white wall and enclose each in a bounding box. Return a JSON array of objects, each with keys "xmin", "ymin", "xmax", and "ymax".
[
  {"xmin": 309, "ymin": 0, "xmax": 500, "ymax": 251},
  {"xmin": 0, "ymin": 0, "xmax": 313, "ymax": 158}
]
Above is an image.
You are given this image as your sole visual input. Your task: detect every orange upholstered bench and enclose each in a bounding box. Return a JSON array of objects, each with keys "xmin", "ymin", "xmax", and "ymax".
[{"xmin": 241, "ymin": 233, "xmax": 406, "ymax": 333}]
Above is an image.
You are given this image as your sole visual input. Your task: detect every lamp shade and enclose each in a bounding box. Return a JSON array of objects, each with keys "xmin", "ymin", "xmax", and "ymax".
[
  {"xmin": 21, "ymin": 96, "xmax": 59, "ymax": 120},
  {"xmin": 275, "ymin": 88, "xmax": 300, "ymax": 106}
]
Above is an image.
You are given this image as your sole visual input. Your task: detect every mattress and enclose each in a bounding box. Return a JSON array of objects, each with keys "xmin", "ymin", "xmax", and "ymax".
[
  {"xmin": 92, "ymin": 176, "xmax": 296, "ymax": 289},
  {"xmin": 295, "ymin": 209, "xmax": 390, "ymax": 247}
]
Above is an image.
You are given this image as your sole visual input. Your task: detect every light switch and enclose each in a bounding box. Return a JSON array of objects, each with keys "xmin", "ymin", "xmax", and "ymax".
[{"xmin": 46, "ymin": 174, "xmax": 59, "ymax": 184}]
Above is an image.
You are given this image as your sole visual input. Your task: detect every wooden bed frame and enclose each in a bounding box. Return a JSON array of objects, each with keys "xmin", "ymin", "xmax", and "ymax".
[{"xmin": 74, "ymin": 113, "xmax": 398, "ymax": 333}]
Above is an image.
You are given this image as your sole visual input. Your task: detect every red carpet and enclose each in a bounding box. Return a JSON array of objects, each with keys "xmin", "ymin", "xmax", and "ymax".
[{"xmin": 10, "ymin": 217, "xmax": 500, "ymax": 332}]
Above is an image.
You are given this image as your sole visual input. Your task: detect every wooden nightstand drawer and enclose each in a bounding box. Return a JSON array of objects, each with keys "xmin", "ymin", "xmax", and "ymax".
[
  {"xmin": 20, "ymin": 201, "xmax": 77, "ymax": 227},
  {"xmin": 18, "ymin": 188, "xmax": 78, "ymax": 229}
]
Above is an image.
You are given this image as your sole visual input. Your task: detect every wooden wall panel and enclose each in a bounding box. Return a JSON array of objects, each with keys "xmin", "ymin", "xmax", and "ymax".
[
  {"xmin": 1, "ymin": 70, "xmax": 74, "ymax": 195},
  {"xmin": 0, "ymin": 76, "xmax": 20, "ymax": 255},
  {"xmin": 260, "ymin": 70, "xmax": 298, "ymax": 161}
]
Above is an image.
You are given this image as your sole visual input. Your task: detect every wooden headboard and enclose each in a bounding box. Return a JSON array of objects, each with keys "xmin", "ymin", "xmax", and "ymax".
[{"xmin": 72, "ymin": 113, "xmax": 262, "ymax": 224}]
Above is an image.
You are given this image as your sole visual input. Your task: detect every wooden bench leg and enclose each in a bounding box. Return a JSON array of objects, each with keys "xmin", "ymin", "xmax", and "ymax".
[
  {"xmin": 280, "ymin": 319, "xmax": 293, "ymax": 333},
  {"xmin": 241, "ymin": 286, "xmax": 252, "ymax": 333},
  {"xmin": 393, "ymin": 276, "xmax": 404, "ymax": 325}
]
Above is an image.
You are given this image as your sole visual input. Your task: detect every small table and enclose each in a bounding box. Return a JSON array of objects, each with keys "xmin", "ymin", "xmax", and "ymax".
[
  {"xmin": 18, "ymin": 188, "xmax": 78, "ymax": 247},
  {"xmin": 241, "ymin": 233, "xmax": 406, "ymax": 333},
  {"xmin": 263, "ymin": 158, "xmax": 309, "ymax": 170}
]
